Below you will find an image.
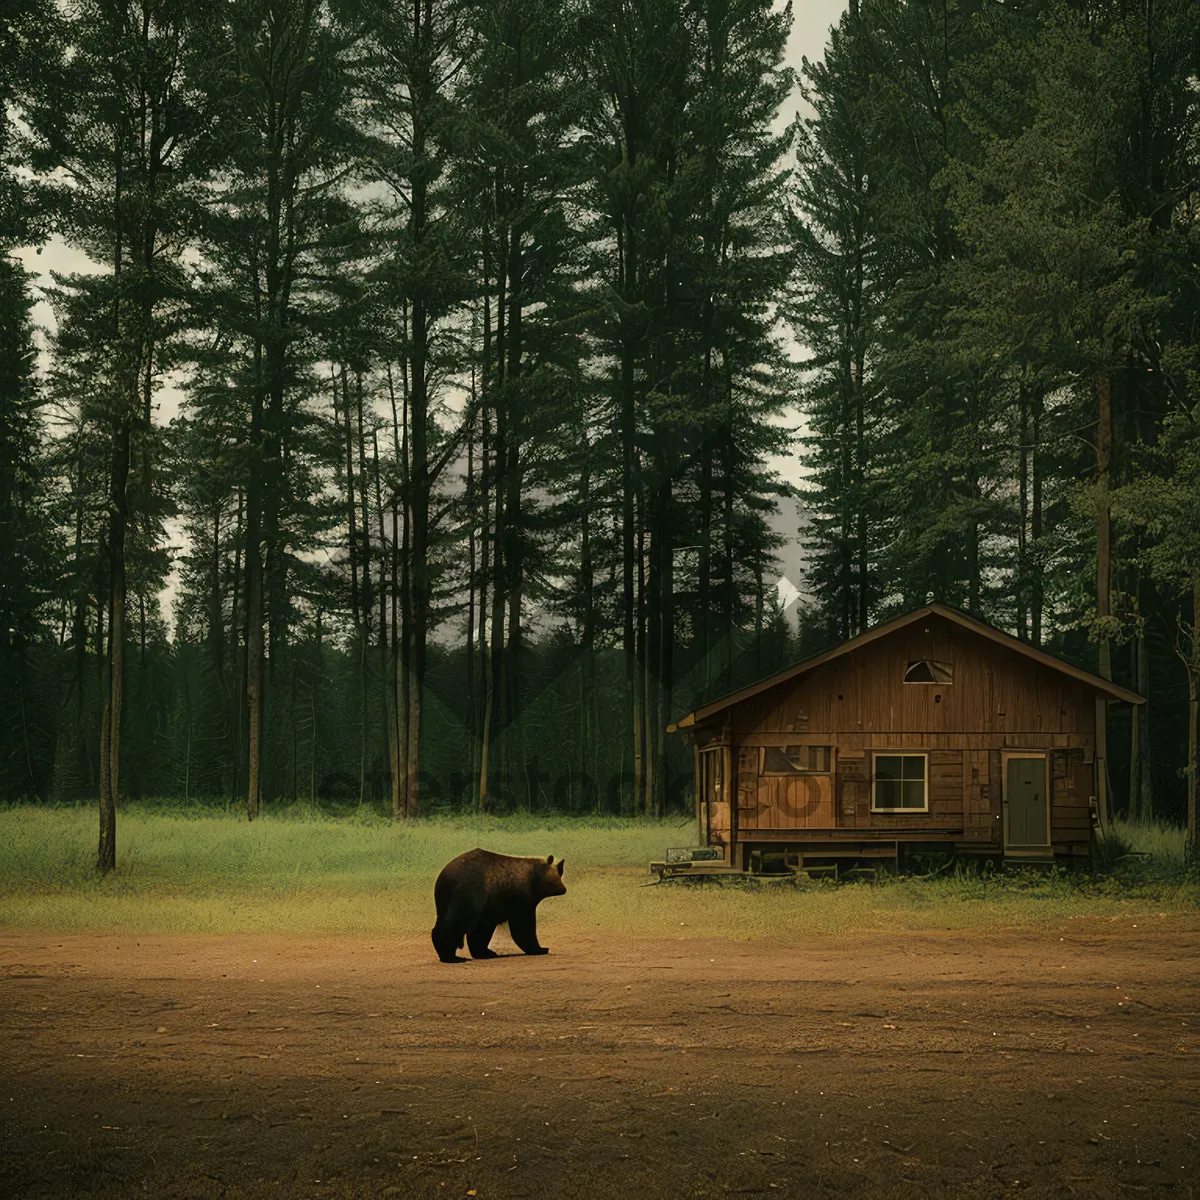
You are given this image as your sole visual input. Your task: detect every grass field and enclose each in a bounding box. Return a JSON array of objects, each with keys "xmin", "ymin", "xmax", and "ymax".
[{"xmin": 0, "ymin": 803, "xmax": 1195, "ymax": 939}]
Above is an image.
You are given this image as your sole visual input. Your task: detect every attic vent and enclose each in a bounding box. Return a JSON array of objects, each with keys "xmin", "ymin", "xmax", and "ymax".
[{"xmin": 904, "ymin": 659, "xmax": 953, "ymax": 684}]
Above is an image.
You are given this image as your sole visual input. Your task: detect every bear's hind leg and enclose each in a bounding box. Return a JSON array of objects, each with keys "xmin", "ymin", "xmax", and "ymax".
[
  {"xmin": 434, "ymin": 893, "xmax": 480, "ymax": 964},
  {"xmin": 467, "ymin": 922, "xmax": 498, "ymax": 959},
  {"xmin": 508, "ymin": 906, "xmax": 548, "ymax": 956},
  {"xmin": 432, "ymin": 922, "xmax": 465, "ymax": 964}
]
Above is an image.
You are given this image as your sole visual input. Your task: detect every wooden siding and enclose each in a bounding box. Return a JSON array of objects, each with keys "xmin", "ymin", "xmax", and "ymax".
[
  {"xmin": 963, "ymin": 748, "xmax": 994, "ymax": 842},
  {"xmin": 730, "ymin": 615, "xmax": 1098, "ymax": 741},
  {"xmin": 1051, "ymin": 748, "xmax": 1093, "ymax": 854},
  {"xmin": 738, "ymin": 741, "xmax": 836, "ymax": 831}
]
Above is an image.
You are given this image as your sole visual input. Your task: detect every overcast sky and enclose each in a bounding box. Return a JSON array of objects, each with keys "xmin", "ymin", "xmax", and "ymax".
[
  {"xmin": 769, "ymin": 0, "xmax": 847, "ymax": 602},
  {"xmin": 14, "ymin": 0, "xmax": 849, "ymax": 618}
]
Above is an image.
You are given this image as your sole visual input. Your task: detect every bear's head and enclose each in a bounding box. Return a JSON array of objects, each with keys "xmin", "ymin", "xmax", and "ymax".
[{"xmin": 537, "ymin": 855, "xmax": 566, "ymax": 898}]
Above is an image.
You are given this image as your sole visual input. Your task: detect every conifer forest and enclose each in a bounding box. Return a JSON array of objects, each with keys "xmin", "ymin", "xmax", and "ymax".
[{"xmin": 2, "ymin": 0, "xmax": 1199, "ymax": 863}]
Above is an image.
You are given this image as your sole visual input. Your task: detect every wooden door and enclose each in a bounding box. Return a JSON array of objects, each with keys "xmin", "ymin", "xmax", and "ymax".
[{"xmin": 1004, "ymin": 755, "xmax": 1049, "ymax": 849}]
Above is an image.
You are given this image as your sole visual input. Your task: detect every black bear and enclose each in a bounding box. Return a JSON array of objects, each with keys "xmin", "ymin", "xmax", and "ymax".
[{"xmin": 431, "ymin": 848, "xmax": 566, "ymax": 964}]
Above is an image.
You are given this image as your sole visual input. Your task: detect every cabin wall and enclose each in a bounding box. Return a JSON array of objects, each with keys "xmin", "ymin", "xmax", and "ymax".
[
  {"xmin": 694, "ymin": 615, "xmax": 1099, "ymax": 859},
  {"xmin": 730, "ymin": 619, "xmax": 1097, "ymax": 741}
]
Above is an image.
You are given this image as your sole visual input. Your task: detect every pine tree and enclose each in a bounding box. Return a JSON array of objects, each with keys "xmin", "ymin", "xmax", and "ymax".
[
  {"xmin": 36, "ymin": 0, "xmax": 212, "ymax": 867},
  {"xmin": 188, "ymin": 0, "xmax": 362, "ymax": 816}
]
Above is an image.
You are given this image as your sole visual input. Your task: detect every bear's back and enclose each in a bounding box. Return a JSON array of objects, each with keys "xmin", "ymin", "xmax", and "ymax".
[{"xmin": 436, "ymin": 848, "xmax": 536, "ymax": 897}]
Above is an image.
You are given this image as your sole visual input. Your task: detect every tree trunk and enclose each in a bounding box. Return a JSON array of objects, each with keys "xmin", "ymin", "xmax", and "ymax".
[
  {"xmin": 372, "ymin": 428, "xmax": 395, "ymax": 816},
  {"xmin": 1095, "ymin": 372, "xmax": 1114, "ymax": 828},
  {"xmin": 386, "ymin": 363, "xmax": 402, "ymax": 819},
  {"xmin": 397, "ymin": 330, "xmax": 412, "ymax": 816},
  {"xmin": 208, "ymin": 505, "xmax": 225, "ymax": 689},
  {"xmin": 699, "ymin": 438, "xmax": 713, "ymax": 691},
  {"xmin": 657, "ymin": 483, "xmax": 673, "ymax": 817},
  {"xmin": 1017, "ymin": 381, "xmax": 1029, "ymax": 640},
  {"xmin": 502, "ymin": 203, "xmax": 527, "ymax": 800},
  {"xmin": 722, "ymin": 359, "xmax": 736, "ymax": 690},
  {"xmin": 244, "ymin": 232, "xmax": 267, "ymax": 820},
  {"xmin": 853, "ymin": 355, "xmax": 867, "ymax": 636},
  {"xmin": 466, "ymin": 369, "xmax": 477, "ymax": 801},
  {"xmin": 1128, "ymin": 598, "xmax": 1141, "ymax": 821},
  {"xmin": 407, "ymin": 289, "xmax": 427, "ymax": 818},
  {"xmin": 388, "ymin": 357, "xmax": 407, "ymax": 821},
  {"xmin": 488, "ymin": 224, "xmax": 508, "ymax": 807},
  {"xmin": 619, "ymin": 223, "xmax": 637, "ymax": 806},
  {"xmin": 579, "ymin": 440, "xmax": 594, "ymax": 809},
  {"xmin": 71, "ymin": 420, "xmax": 88, "ymax": 752},
  {"xmin": 1096, "ymin": 372, "xmax": 1113, "ymax": 681},
  {"xmin": 244, "ymin": 495, "xmax": 265, "ymax": 820},
  {"xmin": 477, "ymin": 291, "xmax": 492, "ymax": 810},
  {"xmin": 231, "ymin": 487, "xmax": 244, "ymax": 803},
  {"xmin": 355, "ymin": 369, "xmax": 373, "ymax": 806},
  {"xmin": 339, "ymin": 365, "xmax": 362, "ymax": 800},
  {"xmin": 97, "ymin": 412, "xmax": 130, "ymax": 873},
  {"xmin": 1136, "ymin": 589, "xmax": 1152, "ymax": 820},
  {"xmin": 1188, "ymin": 573, "xmax": 1199, "ymax": 863},
  {"xmin": 1030, "ymin": 391, "xmax": 1044, "ymax": 646},
  {"xmin": 634, "ymin": 491, "xmax": 646, "ymax": 814}
]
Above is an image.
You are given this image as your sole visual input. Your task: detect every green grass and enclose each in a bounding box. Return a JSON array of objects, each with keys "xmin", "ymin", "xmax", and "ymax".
[
  {"xmin": 1108, "ymin": 816, "xmax": 1192, "ymax": 874},
  {"xmin": 0, "ymin": 804, "xmax": 1195, "ymax": 940}
]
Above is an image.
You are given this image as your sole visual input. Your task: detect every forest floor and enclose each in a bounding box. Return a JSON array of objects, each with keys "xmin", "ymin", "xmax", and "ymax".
[{"xmin": 3, "ymin": 915, "xmax": 1199, "ymax": 1200}]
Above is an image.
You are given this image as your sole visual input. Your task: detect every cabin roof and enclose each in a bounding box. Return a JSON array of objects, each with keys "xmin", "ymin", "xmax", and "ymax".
[{"xmin": 667, "ymin": 602, "xmax": 1143, "ymax": 732}]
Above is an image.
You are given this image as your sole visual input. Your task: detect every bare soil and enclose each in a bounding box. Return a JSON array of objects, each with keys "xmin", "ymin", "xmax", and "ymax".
[{"xmin": 2, "ymin": 917, "xmax": 1199, "ymax": 1199}]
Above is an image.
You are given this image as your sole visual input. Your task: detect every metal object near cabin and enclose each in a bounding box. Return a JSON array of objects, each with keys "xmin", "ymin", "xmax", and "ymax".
[{"xmin": 665, "ymin": 846, "xmax": 722, "ymax": 863}]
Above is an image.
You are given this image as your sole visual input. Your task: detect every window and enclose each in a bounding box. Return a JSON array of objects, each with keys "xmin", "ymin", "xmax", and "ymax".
[
  {"xmin": 904, "ymin": 659, "xmax": 953, "ymax": 684},
  {"xmin": 872, "ymin": 753, "xmax": 927, "ymax": 811},
  {"xmin": 762, "ymin": 745, "xmax": 832, "ymax": 775}
]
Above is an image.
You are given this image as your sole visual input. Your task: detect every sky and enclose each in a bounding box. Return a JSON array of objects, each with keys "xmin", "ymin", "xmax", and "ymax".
[
  {"xmin": 768, "ymin": 0, "xmax": 849, "ymax": 602},
  {"xmin": 14, "ymin": 0, "xmax": 849, "ymax": 624}
]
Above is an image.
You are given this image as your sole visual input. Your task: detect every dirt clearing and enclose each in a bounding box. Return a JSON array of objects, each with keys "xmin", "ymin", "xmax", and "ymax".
[{"xmin": 3, "ymin": 919, "xmax": 1199, "ymax": 1199}]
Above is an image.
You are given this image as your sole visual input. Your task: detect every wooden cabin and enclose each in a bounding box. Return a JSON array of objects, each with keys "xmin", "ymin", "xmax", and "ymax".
[{"xmin": 667, "ymin": 604, "xmax": 1143, "ymax": 870}]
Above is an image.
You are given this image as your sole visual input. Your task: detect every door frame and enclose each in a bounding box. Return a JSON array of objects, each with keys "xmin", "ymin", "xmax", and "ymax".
[
  {"xmin": 1001, "ymin": 751, "xmax": 1051, "ymax": 850},
  {"xmin": 698, "ymin": 745, "xmax": 727, "ymax": 855}
]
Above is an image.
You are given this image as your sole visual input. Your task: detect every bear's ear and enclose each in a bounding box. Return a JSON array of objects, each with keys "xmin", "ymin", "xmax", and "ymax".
[
  {"xmin": 556, "ymin": 858, "xmax": 564, "ymax": 876},
  {"xmin": 546, "ymin": 855, "xmax": 554, "ymax": 865}
]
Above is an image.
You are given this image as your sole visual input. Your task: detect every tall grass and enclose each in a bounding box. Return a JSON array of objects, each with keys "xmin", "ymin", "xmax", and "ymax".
[
  {"xmin": 1, "ymin": 804, "xmax": 1195, "ymax": 940},
  {"xmin": 1110, "ymin": 816, "xmax": 1190, "ymax": 873}
]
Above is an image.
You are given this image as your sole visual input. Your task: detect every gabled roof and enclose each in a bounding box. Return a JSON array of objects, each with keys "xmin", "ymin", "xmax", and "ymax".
[{"xmin": 667, "ymin": 602, "xmax": 1143, "ymax": 732}]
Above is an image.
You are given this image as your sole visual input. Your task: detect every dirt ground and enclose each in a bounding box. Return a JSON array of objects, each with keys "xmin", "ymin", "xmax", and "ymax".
[{"xmin": 2, "ymin": 916, "xmax": 1199, "ymax": 1200}]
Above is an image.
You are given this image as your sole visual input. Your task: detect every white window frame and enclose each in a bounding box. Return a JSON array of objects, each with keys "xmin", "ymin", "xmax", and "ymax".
[{"xmin": 870, "ymin": 751, "xmax": 929, "ymax": 813}]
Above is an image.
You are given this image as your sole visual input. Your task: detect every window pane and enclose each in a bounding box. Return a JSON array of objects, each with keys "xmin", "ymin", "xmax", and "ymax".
[
  {"xmin": 875, "ymin": 780, "xmax": 901, "ymax": 809},
  {"xmin": 875, "ymin": 756, "xmax": 903, "ymax": 781},
  {"xmin": 902, "ymin": 756, "xmax": 926, "ymax": 781},
  {"xmin": 902, "ymin": 780, "xmax": 926, "ymax": 809},
  {"xmin": 764, "ymin": 745, "xmax": 832, "ymax": 774},
  {"xmin": 763, "ymin": 747, "xmax": 794, "ymax": 773}
]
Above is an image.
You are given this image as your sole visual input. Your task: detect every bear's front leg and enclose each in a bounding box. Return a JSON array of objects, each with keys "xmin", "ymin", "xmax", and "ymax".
[{"xmin": 508, "ymin": 907, "xmax": 548, "ymax": 956}]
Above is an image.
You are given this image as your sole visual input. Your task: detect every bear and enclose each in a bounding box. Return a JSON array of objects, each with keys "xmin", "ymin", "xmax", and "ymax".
[{"xmin": 431, "ymin": 848, "xmax": 566, "ymax": 964}]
